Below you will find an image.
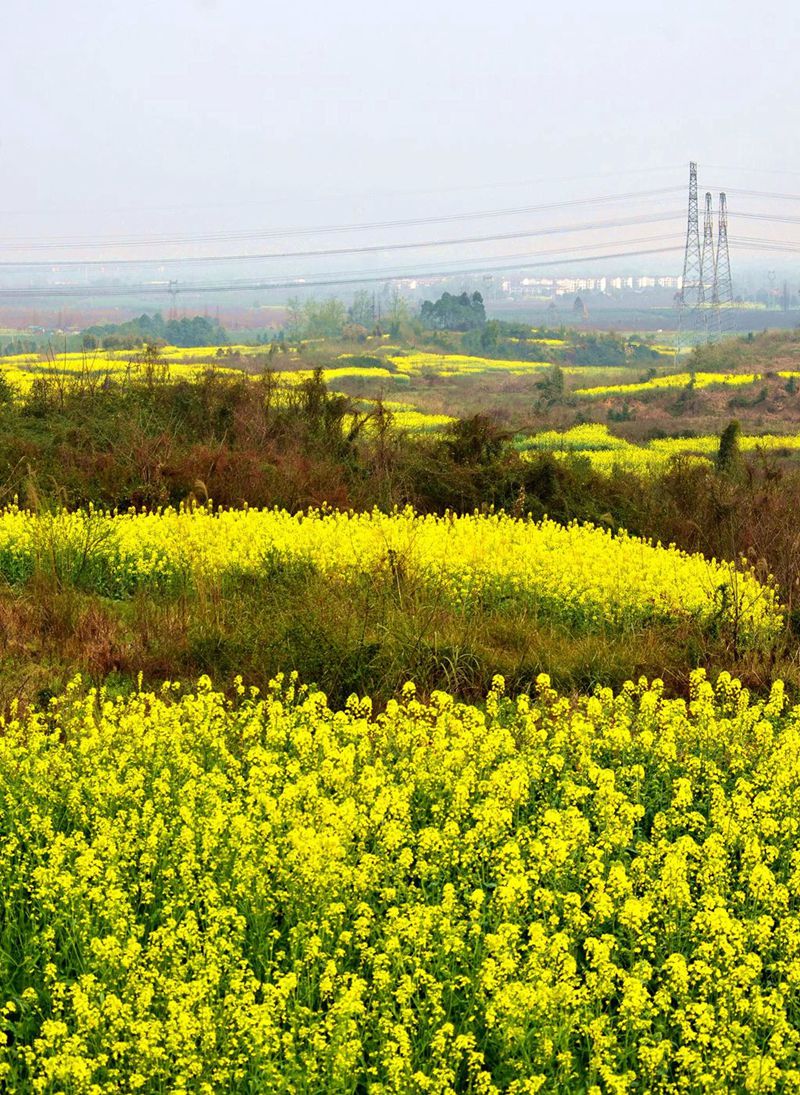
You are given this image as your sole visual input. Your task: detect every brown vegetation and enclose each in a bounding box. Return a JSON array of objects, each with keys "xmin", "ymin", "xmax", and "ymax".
[{"xmin": 0, "ymin": 363, "xmax": 799, "ymax": 708}]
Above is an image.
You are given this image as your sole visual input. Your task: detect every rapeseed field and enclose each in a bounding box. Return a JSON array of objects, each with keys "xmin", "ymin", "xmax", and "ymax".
[
  {"xmin": 575, "ymin": 372, "xmax": 759, "ymax": 398},
  {"xmin": 519, "ymin": 425, "xmax": 800, "ymax": 477},
  {"xmin": 0, "ymin": 505, "xmax": 780, "ymax": 642},
  {"xmin": 2, "ymin": 670, "xmax": 799, "ymax": 1092}
]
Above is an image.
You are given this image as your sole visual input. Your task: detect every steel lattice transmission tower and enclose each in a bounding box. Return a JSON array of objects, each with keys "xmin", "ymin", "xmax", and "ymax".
[
  {"xmin": 700, "ymin": 192, "xmax": 717, "ymax": 341},
  {"xmin": 676, "ymin": 162, "xmax": 704, "ymax": 352},
  {"xmin": 676, "ymin": 164, "xmax": 736, "ymax": 352},
  {"xmin": 714, "ymin": 192, "xmax": 734, "ymax": 335}
]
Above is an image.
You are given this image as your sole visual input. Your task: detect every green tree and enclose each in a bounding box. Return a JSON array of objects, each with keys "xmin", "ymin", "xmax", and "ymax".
[
  {"xmin": 83, "ymin": 312, "xmax": 227, "ymax": 349},
  {"xmin": 445, "ymin": 414, "xmax": 505, "ymax": 465},
  {"xmin": 716, "ymin": 419, "xmax": 743, "ymax": 475},
  {"xmin": 387, "ymin": 289, "xmax": 410, "ymax": 338},
  {"xmin": 285, "ymin": 298, "xmax": 304, "ymax": 340},
  {"xmin": 348, "ymin": 291, "xmax": 375, "ymax": 328},
  {"xmin": 302, "ymin": 298, "xmax": 347, "ymax": 339},
  {"xmin": 536, "ymin": 364, "xmax": 565, "ymax": 404},
  {"xmin": 419, "ymin": 291, "xmax": 486, "ymax": 332},
  {"xmin": 479, "ymin": 320, "xmax": 501, "ymax": 351}
]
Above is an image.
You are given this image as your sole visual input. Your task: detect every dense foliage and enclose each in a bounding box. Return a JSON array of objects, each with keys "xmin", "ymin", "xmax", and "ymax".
[
  {"xmin": 83, "ymin": 313, "xmax": 228, "ymax": 349},
  {"xmin": 420, "ymin": 291, "xmax": 487, "ymax": 332}
]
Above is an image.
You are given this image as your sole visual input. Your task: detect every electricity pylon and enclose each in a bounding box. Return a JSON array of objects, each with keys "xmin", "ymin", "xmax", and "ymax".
[
  {"xmin": 714, "ymin": 192, "xmax": 734, "ymax": 335},
  {"xmin": 676, "ymin": 162, "xmax": 704, "ymax": 355},
  {"xmin": 700, "ymin": 192, "xmax": 717, "ymax": 342},
  {"xmin": 676, "ymin": 165, "xmax": 735, "ymax": 352}
]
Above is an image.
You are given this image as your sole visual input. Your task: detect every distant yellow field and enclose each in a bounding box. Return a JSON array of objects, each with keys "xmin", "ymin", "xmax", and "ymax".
[
  {"xmin": 576, "ymin": 371, "xmax": 760, "ymax": 397},
  {"xmin": 519, "ymin": 424, "xmax": 800, "ymax": 475},
  {"xmin": 387, "ymin": 352, "xmax": 552, "ymax": 375}
]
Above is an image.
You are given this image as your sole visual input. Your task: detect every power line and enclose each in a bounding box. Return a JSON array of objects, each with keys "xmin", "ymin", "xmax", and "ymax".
[
  {"xmin": 5, "ymin": 163, "xmax": 797, "ymax": 307},
  {"xmin": 705, "ymin": 164, "xmax": 800, "ymax": 179},
  {"xmin": 0, "ymin": 166, "xmax": 686, "ymax": 218},
  {"xmin": 183, "ymin": 232, "xmax": 685, "ymax": 289},
  {"xmin": 722, "ymin": 188, "xmax": 800, "ymax": 203},
  {"xmin": 0, "ymin": 242, "xmax": 686, "ymax": 300},
  {"xmin": 0, "ymin": 211, "xmax": 686, "ymax": 269},
  {"xmin": 0, "ymin": 186, "xmax": 684, "ymax": 250},
  {"xmin": 8, "ymin": 206, "xmax": 795, "ymax": 273},
  {"xmin": 733, "ymin": 237, "xmax": 800, "ymax": 253},
  {"xmin": 0, "ymin": 180, "xmax": 795, "ymax": 276}
]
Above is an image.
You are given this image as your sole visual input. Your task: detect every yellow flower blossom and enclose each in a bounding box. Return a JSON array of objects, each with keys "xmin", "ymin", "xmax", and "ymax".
[{"xmin": 1, "ymin": 669, "xmax": 800, "ymax": 1089}]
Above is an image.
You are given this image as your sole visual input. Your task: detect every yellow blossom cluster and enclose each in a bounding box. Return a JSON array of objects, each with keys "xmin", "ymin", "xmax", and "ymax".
[
  {"xmin": 1, "ymin": 346, "xmax": 264, "ymax": 368},
  {"xmin": 0, "ymin": 344, "xmax": 670, "ymax": 401},
  {"xmin": 0, "ymin": 351, "xmax": 248, "ymax": 396},
  {"xmin": 506, "ymin": 335, "xmax": 567, "ymax": 346},
  {"xmin": 0, "ymin": 349, "xmax": 423, "ymax": 399},
  {"xmin": 2, "ymin": 670, "xmax": 800, "ymax": 1091},
  {"xmin": 534, "ymin": 448, "xmax": 709, "ymax": 477},
  {"xmin": 389, "ymin": 409, "xmax": 456, "ymax": 433},
  {"xmin": 387, "ymin": 352, "xmax": 553, "ymax": 376},
  {"xmin": 0, "ymin": 505, "xmax": 780, "ymax": 641},
  {"xmin": 520, "ymin": 424, "xmax": 631, "ymax": 453},
  {"xmin": 519, "ymin": 425, "xmax": 800, "ymax": 477},
  {"xmin": 575, "ymin": 371, "xmax": 760, "ymax": 398},
  {"xmin": 652, "ymin": 433, "xmax": 800, "ymax": 456},
  {"xmin": 348, "ymin": 401, "xmax": 456, "ymax": 435}
]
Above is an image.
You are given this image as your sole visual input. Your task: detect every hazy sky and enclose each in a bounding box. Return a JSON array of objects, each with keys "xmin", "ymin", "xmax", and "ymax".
[{"xmin": 2, "ymin": 0, "xmax": 798, "ymax": 273}]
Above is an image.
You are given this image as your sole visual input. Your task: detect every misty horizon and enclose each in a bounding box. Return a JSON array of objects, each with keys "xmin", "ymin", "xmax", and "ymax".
[{"xmin": 1, "ymin": 0, "xmax": 798, "ymax": 290}]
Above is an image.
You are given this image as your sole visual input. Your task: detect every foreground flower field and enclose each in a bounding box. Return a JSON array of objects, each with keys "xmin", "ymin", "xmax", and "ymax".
[
  {"xmin": 2, "ymin": 671, "xmax": 800, "ymax": 1092},
  {"xmin": 0, "ymin": 505, "xmax": 781, "ymax": 643}
]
